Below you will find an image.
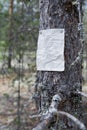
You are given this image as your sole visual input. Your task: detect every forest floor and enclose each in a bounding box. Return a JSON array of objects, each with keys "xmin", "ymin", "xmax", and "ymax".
[
  {"xmin": 0, "ymin": 72, "xmax": 38, "ymax": 130},
  {"xmin": 0, "ymin": 72, "xmax": 87, "ymax": 130}
]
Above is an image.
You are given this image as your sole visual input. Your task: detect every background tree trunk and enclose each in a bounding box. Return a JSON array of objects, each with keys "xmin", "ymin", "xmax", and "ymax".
[
  {"xmin": 35, "ymin": 0, "xmax": 83, "ymax": 129},
  {"xmin": 8, "ymin": 0, "xmax": 14, "ymax": 68}
]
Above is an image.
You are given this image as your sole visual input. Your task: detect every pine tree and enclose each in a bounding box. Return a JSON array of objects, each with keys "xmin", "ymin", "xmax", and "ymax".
[{"xmin": 35, "ymin": 0, "xmax": 83, "ymax": 129}]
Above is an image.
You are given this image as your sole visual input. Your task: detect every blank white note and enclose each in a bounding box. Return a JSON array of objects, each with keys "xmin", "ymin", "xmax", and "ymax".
[{"xmin": 36, "ymin": 29, "xmax": 65, "ymax": 71}]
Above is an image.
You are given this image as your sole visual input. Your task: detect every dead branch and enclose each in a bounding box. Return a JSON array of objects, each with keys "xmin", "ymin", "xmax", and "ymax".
[
  {"xmin": 32, "ymin": 94, "xmax": 86, "ymax": 130},
  {"xmin": 32, "ymin": 112, "xmax": 55, "ymax": 130},
  {"xmin": 58, "ymin": 111, "xmax": 86, "ymax": 130},
  {"xmin": 32, "ymin": 110, "xmax": 86, "ymax": 130},
  {"xmin": 32, "ymin": 94, "xmax": 61, "ymax": 130},
  {"xmin": 76, "ymin": 91, "xmax": 87, "ymax": 98}
]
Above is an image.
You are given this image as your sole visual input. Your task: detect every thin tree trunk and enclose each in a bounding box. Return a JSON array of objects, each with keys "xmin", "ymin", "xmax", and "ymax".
[
  {"xmin": 35, "ymin": 0, "xmax": 83, "ymax": 130},
  {"xmin": 8, "ymin": 0, "xmax": 14, "ymax": 68}
]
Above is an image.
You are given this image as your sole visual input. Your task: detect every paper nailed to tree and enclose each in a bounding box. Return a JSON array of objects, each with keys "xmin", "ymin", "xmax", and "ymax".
[{"xmin": 36, "ymin": 29, "xmax": 65, "ymax": 71}]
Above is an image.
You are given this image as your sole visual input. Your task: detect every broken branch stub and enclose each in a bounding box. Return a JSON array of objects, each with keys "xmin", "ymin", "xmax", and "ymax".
[
  {"xmin": 76, "ymin": 91, "xmax": 87, "ymax": 98},
  {"xmin": 32, "ymin": 94, "xmax": 61, "ymax": 130}
]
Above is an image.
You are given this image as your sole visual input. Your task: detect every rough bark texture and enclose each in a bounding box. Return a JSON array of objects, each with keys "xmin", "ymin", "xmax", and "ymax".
[{"xmin": 35, "ymin": 0, "xmax": 83, "ymax": 129}]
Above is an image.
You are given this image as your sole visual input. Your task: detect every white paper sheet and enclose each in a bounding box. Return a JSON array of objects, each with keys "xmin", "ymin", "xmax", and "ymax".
[{"xmin": 36, "ymin": 29, "xmax": 65, "ymax": 71}]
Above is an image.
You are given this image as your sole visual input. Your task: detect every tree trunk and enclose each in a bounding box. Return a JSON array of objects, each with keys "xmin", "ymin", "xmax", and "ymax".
[
  {"xmin": 35, "ymin": 0, "xmax": 83, "ymax": 130},
  {"xmin": 8, "ymin": 0, "xmax": 14, "ymax": 69}
]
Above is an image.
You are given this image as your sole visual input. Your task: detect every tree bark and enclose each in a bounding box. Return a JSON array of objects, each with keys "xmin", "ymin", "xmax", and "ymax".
[{"xmin": 35, "ymin": 0, "xmax": 83, "ymax": 129}]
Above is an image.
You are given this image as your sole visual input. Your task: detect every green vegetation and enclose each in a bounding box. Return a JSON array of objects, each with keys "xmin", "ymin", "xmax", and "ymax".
[{"xmin": 0, "ymin": 0, "xmax": 39, "ymax": 69}]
